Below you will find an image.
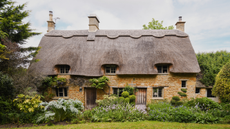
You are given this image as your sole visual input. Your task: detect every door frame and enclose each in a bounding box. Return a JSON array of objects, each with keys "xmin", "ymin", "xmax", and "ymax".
[{"xmin": 84, "ymin": 87, "xmax": 97, "ymax": 109}]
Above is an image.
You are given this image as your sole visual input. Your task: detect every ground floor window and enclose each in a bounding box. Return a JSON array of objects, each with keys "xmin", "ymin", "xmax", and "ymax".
[
  {"xmin": 195, "ymin": 88, "xmax": 200, "ymax": 94},
  {"xmin": 55, "ymin": 87, "xmax": 68, "ymax": 97},
  {"xmin": 207, "ymin": 89, "xmax": 215, "ymax": 97},
  {"xmin": 113, "ymin": 88, "xmax": 124, "ymax": 97},
  {"xmin": 153, "ymin": 88, "xmax": 163, "ymax": 98}
]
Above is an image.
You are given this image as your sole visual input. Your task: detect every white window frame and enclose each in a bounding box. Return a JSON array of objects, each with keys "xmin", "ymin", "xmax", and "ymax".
[
  {"xmin": 153, "ymin": 88, "xmax": 163, "ymax": 98},
  {"xmin": 105, "ymin": 65, "xmax": 117, "ymax": 75},
  {"xmin": 55, "ymin": 87, "xmax": 68, "ymax": 97}
]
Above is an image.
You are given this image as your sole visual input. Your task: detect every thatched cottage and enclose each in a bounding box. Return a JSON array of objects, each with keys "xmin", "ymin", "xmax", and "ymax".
[{"xmin": 30, "ymin": 11, "xmax": 218, "ymax": 108}]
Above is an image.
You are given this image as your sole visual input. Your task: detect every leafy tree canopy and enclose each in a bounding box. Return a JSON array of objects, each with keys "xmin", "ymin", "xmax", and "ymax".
[
  {"xmin": 213, "ymin": 61, "xmax": 230, "ymax": 102},
  {"xmin": 196, "ymin": 51, "xmax": 230, "ymax": 86},
  {"xmin": 143, "ymin": 18, "xmax": 174, "ymax": 30}
]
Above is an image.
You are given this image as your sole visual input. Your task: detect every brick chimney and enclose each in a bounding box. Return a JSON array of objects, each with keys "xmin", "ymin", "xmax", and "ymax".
[
  {"xmin": 175, "ymin": 16, "xmax": 186, "ymax": 32},
  {"xmin": 88, "ymin": 14, "xmax": 100, "ymax": 32},
  {"xmin": 47, "ymin": 11, "xmax": 55, "ymax": 32}
]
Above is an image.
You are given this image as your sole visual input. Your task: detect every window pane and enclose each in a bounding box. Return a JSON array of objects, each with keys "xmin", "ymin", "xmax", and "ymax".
[
  {"xmin": 207, "ymin": 89, "xmax": 215, "ymax": 97},
  {"xmin": 163, "ymin": 66, "xmax": 168, "ymax": 73},
  {"xmin": 182, "ymin": 81, "xmax": 186, "ymax": 87},
  {"xmin": 59, "ymin": 93, "xmax": 63, "ymax": 97},
  {"xmin": 56, "ymin": 88, "xmax": 58, "ymax": 96},
  {"xmin": 105, "ymin": 67, "xmax": 110, "ymax": 73},
  {"xmin": 60, "ymin": 66, "xmax": 64, "ymax": 73},
  {"xmin": 153, "ymin": 88, "xmax": 158, "ymax": 97},
  {"xmin": 195, "ymin": 88, "xmax": 200, "ymax": 93},
  {"xmin": 119, "ymin": 88, "xmax": 123, "ymax": 97},
  {"xmin": 111, "ymin": 67, "xmax": 116, "ymax": 73},
  {"xmin": 59, "ymin": 88, "xmax": 63, "ymax": 92},
  {"xmin": 157, "ymin": 66, "xmax": 162, "ymax": 73},
  {"xmin": 65, "ymin": 66, "xmax": 70, "ymax": 73},
  {"xmin": 64, "ymin": 88, "xmax": 68, "ymax": 97},
  {"xmin": 158, "ymin": 88, "xmax": 163, "ymax": 97},
  {"xmin": 113, "ymin": 88, "xmax": 118, "ymax": 95}
]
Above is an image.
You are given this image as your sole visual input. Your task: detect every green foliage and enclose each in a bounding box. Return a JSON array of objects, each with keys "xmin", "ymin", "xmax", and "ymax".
[
  {"xmin": 124, "ymin": 98, "xmax": 130, "ymax": 103},
  {"xmin": 170, "ymin": 96, "xmax": 183, "ymax": 106},
  {"xmin": 89, "ymin": 76, "xmax": 109, "ymax": 89},
  {"xmin": 121, "ymin": 91, "xmax": 129, "ymax": 98},
  {"xmin": 96, "ymin": 95, "xmax": 118, "ymax": 107},
  {"xmin": 181, "ymin": 88, "xmax": 187, "ymax": 93},
  {"xmin": 185, "ymin": 97, "xmax": 221, "ymax": 111},
  {"xmin": 213, "ymin": 61, "xmax": 230, "ymax": 102},
  {"xmin": 143, "ymin": 18, "xmax": 174, "ymax": 30},
  {"xmin": 13, "ymin": 94, "xmax": 43, "ymax": 113},
  {"xmin": 89, "ymin": 104, "xmax": 147, "ymax": 122},
  {"xmin": 196, "ymin": 51, "xmax": 230, "ymax": 86},
  {"xmin": 129, "ymin": 95, "xmax": 136, "ymax": 102},
  {"xmin": 37, "ymin": 98, "xmax": 84, "ymax": 123},
  {"xmin": 0, "ymin": 72, "xmax": 15, "ymax": 100},
  {"xmin": 178, "ymin": 92, "xmax": 187, "ymax": 97},
  {"xmin": 148, "ymin": 102, "xmax": 219, "ymax": 124},
  {"xmin": 124, "ymin": 85, "xmax": 135, "ymax": 95}
]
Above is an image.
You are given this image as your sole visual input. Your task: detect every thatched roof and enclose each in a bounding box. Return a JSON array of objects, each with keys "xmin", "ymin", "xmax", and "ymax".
[{"xmin": 30, "ymin": 29, "xmax": 200, "ymax": 76}]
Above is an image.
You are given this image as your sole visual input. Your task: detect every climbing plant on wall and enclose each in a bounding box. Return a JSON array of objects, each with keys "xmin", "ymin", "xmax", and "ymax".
[{"xmin": 89, "ymin": 76, "xmax": 109, "ymax": 89}]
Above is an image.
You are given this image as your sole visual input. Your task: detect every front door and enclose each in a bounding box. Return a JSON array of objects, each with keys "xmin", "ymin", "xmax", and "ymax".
[
  {"xmin": 135, "ymin": 88, "xmax": 147, "ymax": 105},
  {"xmin": 85, "ymin": 88, "xmax": 97, "ymax": 109}
]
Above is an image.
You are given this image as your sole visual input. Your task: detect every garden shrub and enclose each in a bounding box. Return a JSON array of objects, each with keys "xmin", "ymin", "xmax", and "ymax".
[
  {"xmin": 170, "ymin": 96, "xmax": 183, "ymax": 106},
  {"xmin": 181, "ymin": 88, "xmax": 187, "ymax": 93},
  {"xmin": 178, "ymin": 92, "xmax": 187, "ymax": 97},
  {"xmin": 129, "ymin": 95, "xmax": 136, "ymax": 102},
  {"xmin": 0, "ymin": 72, "xmax": 15, "ymax": 100},
  {"xmin": 124, "ymin": 98, "xmax": 130, "ymax": 103},
  {"xmin": 90, "ymin": 104, "xmax": 147, "ymax": 122},
  {"xmin": 185, "ymin": 97, "xmax": 221, "ymax": 111},
  {"xmin": 37, "ymin": 98, "xmax": 84, "ymax": 123},
  {"xmin": 213, "ymin": 61, "xmax": 230, "ymax": 102},
  {"xmin": 124, "ymin": 85, "xmax": 135, "ymax": 95},
  {"xmin": 13, "ymin": 94, "xmax": 43, "ymax": 113},
  {"xmin": 96, "ymin": 95, "xmax": 118, "ymax": 107},
  {"xmin": 121, "ymin": 91, "xmax": 129, "ymax": 98}
]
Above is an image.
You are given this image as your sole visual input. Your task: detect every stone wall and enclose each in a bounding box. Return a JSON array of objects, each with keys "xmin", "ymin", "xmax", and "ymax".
[{"xmin": 53, "ymin": 73, "xmax": 197, "ymax": 106}]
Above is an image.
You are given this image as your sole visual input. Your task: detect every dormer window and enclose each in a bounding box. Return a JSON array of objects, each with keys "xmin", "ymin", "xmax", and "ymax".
[
  {"xmin": 59, "ymin": 65, "xmax": 70, "ymax": 73},
  {"xmin": 105, "ymin": 65, "xmax": 117, "ymax": 74},
  {"xmin": 157, "ymin": 65, "xmax": 168, "ymax": 73}
]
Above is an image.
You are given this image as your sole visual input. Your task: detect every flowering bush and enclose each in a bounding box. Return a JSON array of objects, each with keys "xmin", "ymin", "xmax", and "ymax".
[
  {"xmin": 36, "ymin": 98, "xmax": 84, "ymax": 123},
  {"xmin": 90, "ymin": 104, "xmax": 147, "ymax": 122}
]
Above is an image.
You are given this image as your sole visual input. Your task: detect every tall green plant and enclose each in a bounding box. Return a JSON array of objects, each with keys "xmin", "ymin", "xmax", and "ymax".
[
  {"xmin": 196, "ymin": 51, "xmax": 230, "ymax": 86},
  {"xmin": 89, "ymin": 76, "xmax": 109, "ymax": 89}
]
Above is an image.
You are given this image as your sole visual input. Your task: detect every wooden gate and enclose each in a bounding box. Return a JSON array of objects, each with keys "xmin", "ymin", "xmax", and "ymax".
[
  {"xmin": 135, "ymin": 88, "xmax": 147, "ymax": 105},
  {"xmin": 85, "ymin": 88, "xmax": 97, "ymax": 109}
]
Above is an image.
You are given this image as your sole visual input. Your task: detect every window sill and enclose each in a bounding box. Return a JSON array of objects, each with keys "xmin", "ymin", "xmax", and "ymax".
[
  {"xmin": 151, "ymin": 97, "xmax": 164, "ymax": 100},
  {"xmin": 53, "ymin": 97, "xmax": 69, "ymax": 100},
  {"xmin": 181, "ymin": 87, "xmax": 187, "ymax": 89},
  {"xmin": 157, "ymin": 73, "xmax": 169, "ymax": 75},
  {"xmin": 105, "ymin": 73, "xmax": 116, "ymax": 76}
]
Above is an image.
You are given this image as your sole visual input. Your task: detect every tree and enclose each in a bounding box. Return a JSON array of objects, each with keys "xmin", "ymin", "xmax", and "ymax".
[
  {"xmin": 0, "ymin": 0, "xmax": 40, "ymax": 74},
  {"xmin": 212, "ymin": 61, "xmax": 230, "ymax": 102},
  {"xmin": 143, "ymin": 18, "xmax": 174, "ymax": 30}
]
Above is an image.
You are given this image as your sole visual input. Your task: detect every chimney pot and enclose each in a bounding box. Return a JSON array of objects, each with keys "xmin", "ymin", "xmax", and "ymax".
[
  {"xmin": 88, "ymin": 14, "xmax": 100, "ymax": 32},
  {"xmin": 175, "ymin": 16, "xmax": 186, "ymax": 32}
]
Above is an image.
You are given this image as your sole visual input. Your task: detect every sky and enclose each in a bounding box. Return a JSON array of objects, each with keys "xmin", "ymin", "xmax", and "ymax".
[{"xmin": 16, "ymin": 0, "xmax": 230, "ymax": 53}]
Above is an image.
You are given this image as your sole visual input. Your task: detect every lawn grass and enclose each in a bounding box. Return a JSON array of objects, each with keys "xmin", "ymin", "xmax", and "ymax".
[{"xmin": 13, "ymin": 121, "xmax": 230, "ymax": 129}]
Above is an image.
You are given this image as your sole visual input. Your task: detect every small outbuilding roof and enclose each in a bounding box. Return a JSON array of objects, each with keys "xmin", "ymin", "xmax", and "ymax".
[{"xmin": 30, "ymin": 29, "xmax": 200, "ymax": 76}]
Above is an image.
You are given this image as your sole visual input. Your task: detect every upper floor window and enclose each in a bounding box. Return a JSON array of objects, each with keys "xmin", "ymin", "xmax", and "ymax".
[
  {"xmin": 59, "ymin": 65, "xmax": 70, "ymax": 73},
  {"xmin": 157, "ymin": 65, "xmax": 168, "ymax": 73},
  {"xmin": 105, "ymin": 65, "xmax": 116, "ymax": 74},
  {"xmin": 181, "ymin": 80, "xmax": 187, "ymax": 88}
]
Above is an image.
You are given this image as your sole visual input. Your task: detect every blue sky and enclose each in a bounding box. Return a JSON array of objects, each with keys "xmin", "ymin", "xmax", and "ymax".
[{"xmin": 17, "ymin": 0, "xmax": 230, "ymax": 53}]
